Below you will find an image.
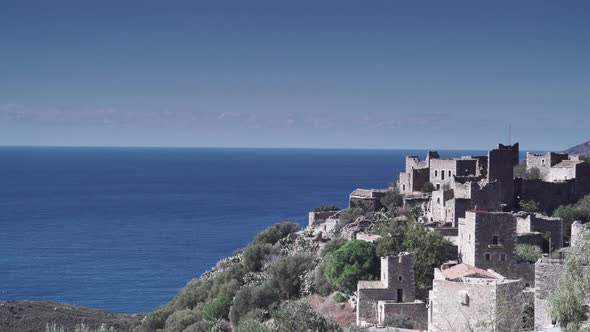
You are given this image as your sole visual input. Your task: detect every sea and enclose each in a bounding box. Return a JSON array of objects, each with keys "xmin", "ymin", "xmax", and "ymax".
[{"xmin": 0, "ymin": 147, "xmax": 486, "ymax": 313}]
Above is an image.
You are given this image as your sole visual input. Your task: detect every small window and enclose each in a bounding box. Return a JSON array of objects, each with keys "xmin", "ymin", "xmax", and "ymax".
[
  {"xmin": 525, "ymin": 283, "xmax": 531, "ymax": 288},
  {"xmin": 468, "ymin": 234, "xmax": 471, "ymax": 242},
  {"xmin": 448, "ymin": 170, "xmax": 452, "ymax": 177},
  {"xmin": 492, "ymin": 235, "xmax": 499, "ymax": 245},
  {"xmin": 441, "ymin": 171, "xmax": 445, "ymax": 180},
  {"xmin": 435, "ymin": 170, "xmax": 438, "ymax": 177},
  {"xmin": 402, "ymin": 184, "xmax": 406, "ymax": 191},
  {"xmin": 485, "ymin": 253, "xmax": 491, "ymax": 261},
  {"xmin": 500, "ymin": 254, "xmax": 506, "ymax": 261},
  {"xmin": 542, "ymin": 159, "xmax": 546, "ymax": 166},
  {"xmin": 436, "ymin": 184, "xmax": 441, "ymax": 190},
  {"xmin": 398, "ymin": 275, "xmax": 403, "ymax": 281},
  {"xmin": 437, "ymin": 198, "xmax": 441, "ymax": 204}
]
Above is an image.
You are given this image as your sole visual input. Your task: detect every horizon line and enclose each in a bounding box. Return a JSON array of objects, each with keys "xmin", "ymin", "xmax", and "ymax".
[{"xmin": 0, "ymin": 143, "xmax": 551, "ymax": 152}]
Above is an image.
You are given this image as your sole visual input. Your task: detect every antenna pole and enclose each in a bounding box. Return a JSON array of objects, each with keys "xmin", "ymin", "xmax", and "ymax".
[{"xmin": 508, "ymin": 125, "xmax": 511, "ymax": 145}]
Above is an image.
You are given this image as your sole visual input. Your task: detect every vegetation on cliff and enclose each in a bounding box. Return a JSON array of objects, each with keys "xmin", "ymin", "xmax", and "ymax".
[
  {"xmin": 550, "ymin": 229, "xmax": 590, "ymax": 332},
  {"xmin": 129, "ymin": 195, "xmax": 456, "ymax": 332}
]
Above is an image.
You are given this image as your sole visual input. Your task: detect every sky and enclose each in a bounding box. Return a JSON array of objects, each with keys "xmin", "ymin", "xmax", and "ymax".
[{"xmin": 1, "ymin": 1, "xmax": 589, "ymax": 150}]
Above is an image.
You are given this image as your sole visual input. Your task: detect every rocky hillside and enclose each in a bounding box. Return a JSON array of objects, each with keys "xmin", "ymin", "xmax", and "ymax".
[
  {"xmin": 0, "ymin": 301, "xmax": 140, "ymax": 332},
  {"xmin": 564, "ymin": 140, "xmax": 590, "ymax": 156}
]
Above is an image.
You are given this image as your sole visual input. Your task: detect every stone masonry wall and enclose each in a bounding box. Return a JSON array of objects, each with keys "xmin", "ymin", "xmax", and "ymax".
[
  {"xmin": 378, "ymin": 301, "xmax": 427, "ymax": 329},
  {"xmin": 534, "ymin": 258, "xmax": 565, "ymax": 330},
  {"xmin": 357, "ymin": 254, "xmax": 416, "ymax": 326},
  {"xmin": 458, "ymin": 212, "xmax": 517, "ymax": 278},
  {"xmin": 429, "ymin": 279, "xmax": 496, "ymax": 332}
]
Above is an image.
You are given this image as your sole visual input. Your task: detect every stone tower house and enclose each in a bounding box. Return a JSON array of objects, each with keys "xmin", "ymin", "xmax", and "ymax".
[
  {"xmin": 356, "ymin": 253, "xmax": 416, "ymax": 326},
  {"xmin": 458, "ymin": 211, "xmax": 517, "ymax": 278}
]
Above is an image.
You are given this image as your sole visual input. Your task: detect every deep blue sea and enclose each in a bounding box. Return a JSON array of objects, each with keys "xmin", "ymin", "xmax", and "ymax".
[{"xmin": 0, "ymin": 147, "xmax": 485, "ymax": 313}]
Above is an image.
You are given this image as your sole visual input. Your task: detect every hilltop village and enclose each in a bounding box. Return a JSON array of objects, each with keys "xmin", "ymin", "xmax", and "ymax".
[
  {"xmin": 308, "ymin": 143, "xmax": 590, "ymax": 332},
  {"xmin": 124, "ymin": 142, "xmax": 590, "ymax": 332}
]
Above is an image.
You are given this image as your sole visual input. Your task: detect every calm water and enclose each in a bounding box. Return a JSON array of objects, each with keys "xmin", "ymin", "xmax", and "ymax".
[{"xmin": 0, "ymin": 147, "xmax": 483, "ymax": 313}]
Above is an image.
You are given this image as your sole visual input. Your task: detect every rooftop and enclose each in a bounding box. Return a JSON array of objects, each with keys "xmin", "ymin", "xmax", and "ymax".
[
  {"xmin": 440, "ymin": 263, "xmax": 501, "ymax": 280},
  {"xmin": 553, "ymin": 160, "xmax": 582, "ymax": 168}
]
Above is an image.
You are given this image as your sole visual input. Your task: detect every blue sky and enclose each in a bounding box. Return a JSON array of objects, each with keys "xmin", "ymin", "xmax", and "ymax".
[{"xmin": 1, "ymin": 1, "xmax": 589, "ymax": 150}]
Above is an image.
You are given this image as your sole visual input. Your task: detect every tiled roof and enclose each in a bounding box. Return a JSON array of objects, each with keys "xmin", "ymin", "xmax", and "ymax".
[
  {"xmin": 441, "ymin": 263, "xmax": 499, "ymax": 280},
  {"xmin": 553, "ymin": 160, "xmax": 582, "ymax": 168}
]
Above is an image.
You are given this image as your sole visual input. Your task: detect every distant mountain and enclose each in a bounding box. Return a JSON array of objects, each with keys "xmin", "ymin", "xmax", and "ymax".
[{"xmin": 564, "ymin": 141, "xmax": 590, "ymax": 156}]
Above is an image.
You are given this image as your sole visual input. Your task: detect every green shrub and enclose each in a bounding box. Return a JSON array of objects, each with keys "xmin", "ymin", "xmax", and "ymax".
[
  {"xmin": 334, "ymin": 292, "xmax": 348, "ymax": 303},
  {"xmin": 229, "ymin": 282, "xmax": 280, "ymax": 325},
  {"xmin": 520, "ymin": 200, "xmax": 540, "ymax": 213},
  {"xmin": 253, "ymin": 223, "xmax": 299, "ymax": 246},
  {"xmin": 516, "ymin": 244, "xmax": 543, "ymax": 263},
  {"xmin": 313, "ymin": 258, "xmax": 334, "ymax": 296},
  {"xmin": 320, "ymin": 238, "xmax": 348, "ymax": 257},
  {"xmin": 164, "ymin": 309, "xmax": 199, "ymax": 332},
  {"xmin": 183, "ymin": 321, "xmax": 215, "ymax": 332},
  {"xmin": 550, "ymin": 230, "xmax": 590, "ymax": 331},
  {"xmin": 346, "ymin": 325, "xmax": 369, "ymax": 332},
  {"xmin": 380, "ymin": 188, "xmax": 404, "ymax": 211},
  {"xmin": 238, "ymin": 319, "xmax": 272, "ymax": 332},
  {"xmin": 202, "ymin": 296, "xmax": 232, "ymax": 321},
  {"xmin": 269, "ymin": 253, "xmax": 316, "ymax": 300},
  {"xmin": 271, "ymin": 299, "xmax": 342, "ymax": 332},
  {"xmin": 242, "ymin": 243, "xmax": 278, "ymax": 272},
  {"xmin": 314, "ymin": 204, "xmax": 340, "ymax": 212},
  {"xmin": 325, "ymin": 240, "xmax": 378, "ymax": 293},
  {"xmin": 45, "ymin": 324, "xmax": 116, "ymax": 332}
]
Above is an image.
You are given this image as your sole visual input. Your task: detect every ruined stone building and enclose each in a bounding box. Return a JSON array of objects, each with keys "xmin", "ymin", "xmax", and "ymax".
[
  {"xmin": 398, "ymin": 143, "xmax": 520, "ymax": 226},
  {"xmin": 515, "ymin": 212, "xmax": 563, "ymax": 253},
  {"xmin": 396, "ymin": 143, "xmax": 590, "ymax": 225},
  {"xmin": 349, "ymin": 188, "xmax": 388, "ymax": 212},
  {"xmin": 428, "ymin": 263, "xmax": 525, "ymax": 332},
  {"xmin": 356, "ymin": 253, "xmax": 427, "ymax": 329},
  {"xmin": 456, "ymin": 210, "xmax": 563, "ymax": 287}
]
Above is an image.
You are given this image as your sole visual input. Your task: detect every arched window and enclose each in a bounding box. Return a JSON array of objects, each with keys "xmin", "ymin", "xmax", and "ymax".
[{"xmin": 435, "ymin": 170, "xmax": 438, "ymax": 177}]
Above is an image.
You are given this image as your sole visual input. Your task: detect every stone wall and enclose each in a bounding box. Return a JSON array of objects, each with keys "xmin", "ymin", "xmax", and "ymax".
[
  {"xmin": 456, "ymin": 159, "xmax": 478, "ymax": 177},
  {"xmin": 547, "ymin": 165, "xmax": 576, "ymax": 182},
  {"xmin": 356, "ymin": 253, "xmax": 416, "ymax": 326},
  {"xmin": 349, "ymin": 189, "xmax": 387, "ymax": 212},
  {"xmin": 514, "ymin": 262, "xmax": 536, "ymax": 288},
  {"xmin": 458, "ymin": 212, "xmax": 517, "ymax": 278},
  {"xmin": 308, "ymin": 210, "xmax": 339, "ymax": 228},
  {"xmin": 571, "ymin": 220, "xmax": 588, "ymax": 248},
  {"xmin": 515, "ymin": 213, "xmax": 563, "ymax": 252},
  {"xmin": 517, "ymin": 232, "xmax": 544, "ymax": 249},
  {"xmin": 429, "ymin": 278, "xmax": 523, "ymax": 332},
  {"xmin": 534, "ymin": 257, "xmax": 565, "ymax": 330},
  {"xmin": 378, "ymin": 300, "xmax": 427, "ymax": 329},
  {"xmin": 516, "ymin": 178, "xmax": 578, "ymax": 214}
]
